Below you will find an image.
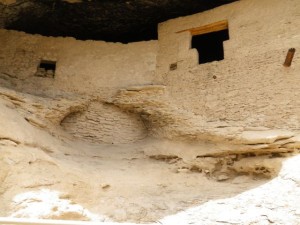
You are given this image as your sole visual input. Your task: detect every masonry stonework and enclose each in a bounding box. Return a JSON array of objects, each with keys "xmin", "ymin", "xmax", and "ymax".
[
  {"xmin": 1, "ymin": 0, "xmax": 300, "ymax": 222},
  {"xmin": 155, "ymin": 0, "xmax": 300, "ymax": 131}
]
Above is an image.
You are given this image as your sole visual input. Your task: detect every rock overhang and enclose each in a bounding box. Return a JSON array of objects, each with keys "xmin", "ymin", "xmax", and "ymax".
[{"xmin": 0, "ymin": 0, "xmax": 237, "ymax": 43}]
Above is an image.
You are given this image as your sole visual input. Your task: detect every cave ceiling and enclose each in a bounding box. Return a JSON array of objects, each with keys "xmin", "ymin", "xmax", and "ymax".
[{"xmin": 0, "ymin": 0, "xmax": 237, "ymax": 43}]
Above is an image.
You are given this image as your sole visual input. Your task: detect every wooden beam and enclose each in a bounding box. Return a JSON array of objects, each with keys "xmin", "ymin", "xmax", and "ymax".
[
  {"xmin": 283, "ymin": 48, "xmax": 296, "ymax": 67},
  {"xmin": 176, "ymin": 20, "xmax": 228, "ymax": 36}
]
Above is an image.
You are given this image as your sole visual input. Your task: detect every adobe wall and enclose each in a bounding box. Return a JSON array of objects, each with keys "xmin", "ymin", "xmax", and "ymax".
[
  {"xmin": 155, "ymin": 0, "xmax": 300, "ymax": 130},
  {"xmin": 0, "ymin": 0, "xmax": 299, "ymax": 142},
  {"xmin": 0, "ymin": 30, "xmax": 157, "ymax": 143},
  {"xmin": 0, "ymin": 29, "xmax": 158, "ymax": 97}
]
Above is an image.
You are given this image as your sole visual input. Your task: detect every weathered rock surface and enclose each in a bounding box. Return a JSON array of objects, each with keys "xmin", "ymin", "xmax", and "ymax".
[
  {"xmin": 0, "ymin": 0, "xmax": 300, "ymax": 223},
  {"xmin": 112, "ymin": 85, "xmax": 300, "ymax": 155},
  {"xmin": 0, "ymin": 82, "xmax": 300, "ymax": 224}
]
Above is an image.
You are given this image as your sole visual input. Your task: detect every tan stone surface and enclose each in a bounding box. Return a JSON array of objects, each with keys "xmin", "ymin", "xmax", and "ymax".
[{"xmin": 0, "ymin": 0, "xmax": 300, "ymax": 224}]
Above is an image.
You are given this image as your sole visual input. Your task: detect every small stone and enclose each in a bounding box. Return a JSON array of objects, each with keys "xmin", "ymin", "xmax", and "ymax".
[
  {"xmin": 204, "ymin": 169, "xmax": 210, "ymax": 174},
  {"xmin": 102, "ymin": 184, "xmax": 111, "ymax": 190},
  {"xmin": 177, "ymin": 168, "xmax": 190, "ymax": 173},
  {"xmin": 0, "ymin": 139, "xmax": 18, "ymax": 146},
  {"xmin": 168, "ymin": 158, "xmax": 179, "ymax": 164},
  {"xmin": 217, "ymin": 174, "xmax": 229, "ymax": 181},
  {"xmin": 46, "ymin": 70, "xmax": 54, "ymax": 77},
  {"xmin": 157, "ymin": 183, "xmax": 167, "ymax": 188}
]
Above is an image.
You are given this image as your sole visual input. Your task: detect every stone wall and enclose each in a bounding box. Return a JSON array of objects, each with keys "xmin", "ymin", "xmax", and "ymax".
[
  {"xmin": 0, "ymin": 29, "xmax": 157, "ymax": 96},
  {"xmin": 155, "ymin": 0, "xmax": 300, "ymax": 130},
  {"xmin": 0, "ymin": 29, "xmax": 157, "ymax": 143},
  {"xmin": 0, "ymin": 0, "xmax": 300, "ymax": 143}
]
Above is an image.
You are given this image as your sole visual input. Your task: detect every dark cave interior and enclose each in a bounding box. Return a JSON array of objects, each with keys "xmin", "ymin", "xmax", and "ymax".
[{"xmin": 0, "ymin": 0, "xmax": 237, "ymax": 43}]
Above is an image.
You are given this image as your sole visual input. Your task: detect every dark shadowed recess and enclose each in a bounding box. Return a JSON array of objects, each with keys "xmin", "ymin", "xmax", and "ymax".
[
  {"xmin": 0, "ymin": 0, "xmax": 237, "ymax": 43},
  {"xmin": 192, "ymin": 29, "xmax": 229, "ymax": 64}
]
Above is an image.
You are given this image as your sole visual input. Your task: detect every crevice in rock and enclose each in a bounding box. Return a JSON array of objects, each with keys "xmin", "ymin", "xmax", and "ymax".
[
  {"xmin": 149, "ymin": 149, "xmax": 296, "ymax": 181},
  {"xmin": 0, "ymin": 137, "xmax": 20, "ymax": 145}
]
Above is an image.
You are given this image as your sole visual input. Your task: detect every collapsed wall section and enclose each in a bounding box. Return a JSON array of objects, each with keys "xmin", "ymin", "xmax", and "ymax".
[{"xmin": 61, "ymin": 101, "xmax": 147, "ymax": 144}]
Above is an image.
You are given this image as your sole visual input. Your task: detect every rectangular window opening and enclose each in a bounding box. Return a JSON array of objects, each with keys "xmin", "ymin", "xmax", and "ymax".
[
  {"xmin": 178, "ymin": 20, "xmax": 229, "ymax": 64},
  {"xmin": 192, "ymin": 28, "xmax": 229, "ymax": 64},
  {"xmin": 36, "ymin": 60, "xmax": 56, "ymax": 78}
]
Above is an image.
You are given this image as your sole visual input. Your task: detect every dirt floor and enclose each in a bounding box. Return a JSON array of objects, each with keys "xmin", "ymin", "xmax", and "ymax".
[
  {"xmin": 2, "ymin": 132, "xmax": 300, "ymax": 225},
  {"xmin": 1, "ymin": 136, "xmax": 268, "ymax": 223}
]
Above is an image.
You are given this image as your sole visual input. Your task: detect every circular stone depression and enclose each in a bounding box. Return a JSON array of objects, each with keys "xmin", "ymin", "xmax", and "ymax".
[{"xmin": 61, "ymin": 101, "xmax": 147, "ymax": 144}]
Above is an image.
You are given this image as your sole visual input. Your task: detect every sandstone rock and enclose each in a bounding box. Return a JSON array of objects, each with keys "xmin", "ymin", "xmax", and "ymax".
[
  {"xmin": 240, "ymin": 130, "xmax": 295, "ymax": 145},
  {"xmin": 217, "ymin": 174, "xmax": 230, "ymax": 181}
]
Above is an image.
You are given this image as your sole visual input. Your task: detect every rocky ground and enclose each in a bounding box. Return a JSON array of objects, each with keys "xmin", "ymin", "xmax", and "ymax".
[{"xmin": 1, "ymin": 85, "xmax": 300, "ymax": 224}]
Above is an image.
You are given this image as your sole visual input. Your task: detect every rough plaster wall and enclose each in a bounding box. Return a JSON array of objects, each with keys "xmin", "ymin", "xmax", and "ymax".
[
  {"xmin": 155, "ymin": 0, "xmax": 300, "ymax": 130},
  {"xmin": 0, "ymin": 29, "xmax": 157, "ymax": 96},
  {"xmin": 61, "ymin": 101, "xmax": 147, "ymax": 144},
  {"xmin": 0, "ymin": 29, "xmax": 157, "ymax": 143}
]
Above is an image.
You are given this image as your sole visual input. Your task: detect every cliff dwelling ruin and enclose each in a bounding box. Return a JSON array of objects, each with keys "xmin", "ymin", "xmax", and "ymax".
[{"xmin": 0, "ymin": 0, "xmax": 300, "ymax": 224}]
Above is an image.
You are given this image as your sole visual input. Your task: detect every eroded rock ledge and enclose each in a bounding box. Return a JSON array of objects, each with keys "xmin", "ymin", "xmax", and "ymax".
[
  {"xmin": 112, "ymin": 85, "xmax": 300, "ymax": 149},
  {"xmin": 112, "ymin": 85, "xmax": 300, "ymax": 179},
  {"xmin": 1, "ymin": 84, "xmax": 299, "ymax": 181},
  {"xmin": 0, "ymin": 84, "xmax": 299, "ymax": 221}
]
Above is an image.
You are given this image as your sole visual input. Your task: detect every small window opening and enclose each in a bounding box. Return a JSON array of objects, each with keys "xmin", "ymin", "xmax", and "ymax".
[
  {"xmin": 36, "ymin": 60, "xmax": 56, "ymax": 78},
  {"xmin": 192, "ymin": 28, "xmax": 229, "ymax": 64}
]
